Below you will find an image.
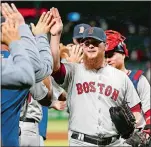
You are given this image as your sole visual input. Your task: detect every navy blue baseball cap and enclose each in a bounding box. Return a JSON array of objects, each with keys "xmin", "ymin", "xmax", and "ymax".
[
  {"xmin": 82, "ymin": 27, "xmax": 106, "ymax": 43},
  {"xmin": 73, "ymin": 23, "xmax": 91, "ymax": 39}
]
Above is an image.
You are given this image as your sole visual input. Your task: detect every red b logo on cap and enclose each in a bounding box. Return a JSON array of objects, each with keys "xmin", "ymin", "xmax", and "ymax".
[{"xmin": 88, "ymin": 27, "xmax": 94, "ymax": 34}]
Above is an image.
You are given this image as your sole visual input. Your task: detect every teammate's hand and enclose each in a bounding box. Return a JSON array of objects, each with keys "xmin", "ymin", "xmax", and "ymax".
[
  {"xmin": 1, "ymin": 3, "xmax": 25, "ymax": 25},
  {"xmin": 51, "ymin": 100, "xmax": 66, "ymax": 111},
  {"xmin": 1, "ymin": 19, "xmax": 20, "ymax": 46},
  {"xmin": 66, "ymin": 43, "xmax": 74, "ymax": 48},
  {"xmin": 49, "ymin": 7, "xmax": 63, "ymax": 36},
  {"xmin": 30, "ymin": 11, "xmax": 53, "ymax": 35},
  {"xmin": 66, "ymin": 45, "xmax": 84, "ymax": 63}
]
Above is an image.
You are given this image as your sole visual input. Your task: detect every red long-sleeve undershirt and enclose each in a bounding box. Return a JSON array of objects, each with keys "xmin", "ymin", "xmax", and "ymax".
[
  {"xmin": 52, "ymin": 63, "xmax": 66, "ymax": 85},
  {"xmin": 130, "ymin": 103, "xmax": 141, "ymax": 113},
  {"xmin": 130, "ymin": 104, "xmax": 151, "ymax": 125}
]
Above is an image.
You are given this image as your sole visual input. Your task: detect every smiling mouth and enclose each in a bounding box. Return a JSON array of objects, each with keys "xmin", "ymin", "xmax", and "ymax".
[{"xmin": 88, "ymin": 50, "xmax": 96, "ymax": 52}]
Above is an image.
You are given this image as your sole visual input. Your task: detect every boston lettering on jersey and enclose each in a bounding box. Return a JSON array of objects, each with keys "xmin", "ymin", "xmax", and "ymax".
[{"xmin": 76, "ymin": 81, "xmax": 119, "ymax": 101}]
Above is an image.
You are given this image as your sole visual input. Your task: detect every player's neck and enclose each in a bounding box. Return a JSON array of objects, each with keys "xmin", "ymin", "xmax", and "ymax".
[
  {"xmin": 99, "ymin": 58, "xmax": 107, "ymax": 68},
  {"xmin": 120, "ymin": 65, "xmax": 131, "ymax": 75}
]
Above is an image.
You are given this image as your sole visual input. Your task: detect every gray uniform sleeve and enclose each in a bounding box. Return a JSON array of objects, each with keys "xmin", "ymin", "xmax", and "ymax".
[
  {"xmin": 123, "ymin": 75, "xmax": 141, "ymax": 108},
  {"xmin": 137, "ymin": 75, "xmax": 150, "ymax": 113},
  {"xmin": 19, "ymin": 24, "xmax": 53, "ymax": 83},
  {"xmin": 18, "ymin": 24, "xmax": 41, "ymax": 72},
  {"xmin": 35, "ymin": 34, "xmax": 53, "ymax": 79},
  {"xmin": 2, "ymin": 40, "xmax": 35, "ymax": 89},
  {"xmin": 29, "ymin": 82, "xmax": 48, "ymax": 101}
]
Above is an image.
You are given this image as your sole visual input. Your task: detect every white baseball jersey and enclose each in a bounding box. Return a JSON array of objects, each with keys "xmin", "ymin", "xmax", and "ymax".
[{"xmin": 60, "ymin": 63, "xmax": 141, "ymax": 137}]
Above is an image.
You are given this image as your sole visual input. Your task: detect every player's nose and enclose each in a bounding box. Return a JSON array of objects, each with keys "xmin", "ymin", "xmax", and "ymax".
[{"xmin": 89, "ymin": 44, "xmax": 94, "ymax": 49}]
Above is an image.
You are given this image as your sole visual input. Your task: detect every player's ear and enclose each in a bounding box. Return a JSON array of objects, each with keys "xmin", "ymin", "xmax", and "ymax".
[
  {"xmin": 104, "ymin": 42, "xmax": 107, "ymax": 51},
  {"xmin": 122, "ymin": 54, "xmax": 126, "ymax": 60}
]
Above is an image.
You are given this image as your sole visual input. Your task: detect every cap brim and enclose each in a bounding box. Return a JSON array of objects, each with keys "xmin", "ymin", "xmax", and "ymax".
[
  {"xmin": 73, "ymin": 35, "xmax": 83, "ymax": 39},
  {"xmin": 81, "ymin": 36, "xmax": 104, "ymax": 43}
]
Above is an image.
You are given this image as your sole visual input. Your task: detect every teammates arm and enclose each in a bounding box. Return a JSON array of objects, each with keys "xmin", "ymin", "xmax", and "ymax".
[
  {"xmin": 49, "ymin": 77, "xmax": 66, "ymax": 110},
  {"xmin": 2, "ymin": 42, "xmax": 35, "ymax": 88},
  {"xmin": 137, "ymin": 75, "xmax": 151, "ymax": 131},
  {"xmin": 30, "ymin": 75, "xmax": 66, "ymax": 109},
  {"xmin": 49, "ymin": 7, "xmax": 63, "ymax": 72},
  {"xmin": 30, "ymin": 11, "xmax": 55, "ymax": 82},
  {"xmin": 48, "ymin": 8, "xmax": 75, "ymax": 88},
  {"xmin": 18, "ymin": 13, "xmax": 52, "ymax": 82},
  {"xmin": 2, "ymin": 3, "xmax": 53, "ymax": 83},
  {"xmin": 42, "ymin": 76, "xmax": 67, "ymax": 110},
  {"xmin": 1, "ymin": 3, "xmax": 41, "ymax": 71},
  {"xmin": 122, "ymin": 75, "xmax": 141, "ymax": 125},
  {"xmin": 29, "ymin": 76, "xmax": 52, "ymax": 106},
  {"xmin": 1, "ymin": 19, "xmax": 35, "ymax": 88}
]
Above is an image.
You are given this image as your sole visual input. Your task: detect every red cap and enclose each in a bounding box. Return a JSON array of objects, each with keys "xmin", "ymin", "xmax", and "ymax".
[{"xmin": 105, "ymin": 30, "xmax": 129, "ymax": 57}]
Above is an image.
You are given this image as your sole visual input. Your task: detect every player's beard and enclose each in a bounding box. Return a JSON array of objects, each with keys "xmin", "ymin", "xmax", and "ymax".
[{"xmin": 83, "ymin": 52, "xmax": 104, "ymax": 70}]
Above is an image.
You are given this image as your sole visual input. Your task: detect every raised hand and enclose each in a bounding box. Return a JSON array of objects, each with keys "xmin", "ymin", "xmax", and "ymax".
[
  {"xmin": 66, "ymin": 45, "xmax": 84, "ymax": 63},
  {"xmin": 30, "ymin": 11, "xmax": 53, "ymax": 35},
  {"xmin": 49, "ymin": 7, "xmax": 63, "ymax": 36},
  {"xmin": 1, "ymin": 3, "xmax": 25, "ymax": 25},
  {"xmin": 1, "ymin": 19, "xmax": 20, "ymax": 46}
]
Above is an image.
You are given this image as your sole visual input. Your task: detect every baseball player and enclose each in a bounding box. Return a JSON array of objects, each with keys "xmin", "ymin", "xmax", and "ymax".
[
  {"xmin": 59, "ymin": 23, "xmax": 92, "ymax": 115},
  {"xmin": 19, "ymin": 82, "xmax": 48, "ymax": 146},
  {"xmin": 1, "ymin": 20, "xmax": 37, "ymax": 147},
  {"xmin": 51, "ymin": 14, "xmax": 142, "ymax": 146},
  {"xmin": 18, "ymin": 9, "xmax": 66, "ymax": 146},
  {"xmin": 105, "ymin": 30, "xmax": 151, "ymax": 134},
  {"xmin": 1, "ymin": 22, "xmax": 35, "ymax": 146},
  {"xmin": 19, "ymin": 76, "xmax": 66, "ymax": 146},
  {"xmin": 1, "ymin": 3, "xmax": 54, "ymax": 146},
  {"xmin": 39, "ymin": 77, "xmax": 67, "ymax": 146},
  {"xmin": 60, "ymin": 23, "xmax": 90, "ymax": 63},
  {"xmin": 73, "ymin": 23, "xmax": 91, "ymax": 45}
]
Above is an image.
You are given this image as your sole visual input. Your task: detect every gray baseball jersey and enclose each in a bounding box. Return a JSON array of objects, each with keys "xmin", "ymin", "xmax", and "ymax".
[
  {"xmin": 2, "ymin": 41, "xmax": 35, "ymax": 88},
  {"xmin": 137, "ymin": 75, "xmax": 150, "ymax": 114},
  {"xmin": 19, "ymin": 24, "xmax": 53, "ymax": 83},
  {"xmin": 136, "ymin": 75, "xmax": 151, "ymax": 128},
  {"xmin": 59, "ymin": 63, "xmax": 141, "ymax": 137},
  {"xmin": 20, "ymin": 77, "xmax": 65, "ymax": 122}
]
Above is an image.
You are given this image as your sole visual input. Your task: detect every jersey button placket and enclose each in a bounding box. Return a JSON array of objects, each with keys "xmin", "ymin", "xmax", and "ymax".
[
  {"xmin": 98, "ymin": 108, "xmax": 101, "ymax": 113},
  {"xmin": 98, "ymin": 118, "xmax": 102, "ymax": 126},
  {"xmin": 98, "ymin": 95, "xmax": 101, "ymax": 100}
]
